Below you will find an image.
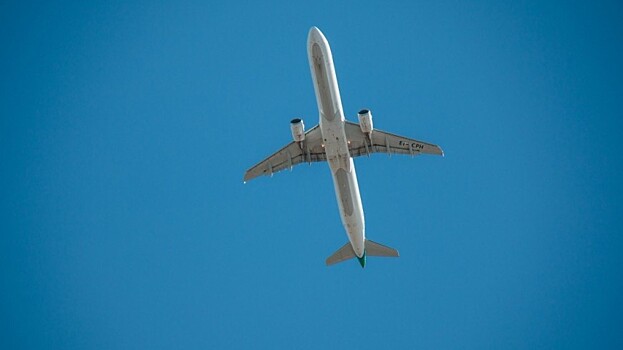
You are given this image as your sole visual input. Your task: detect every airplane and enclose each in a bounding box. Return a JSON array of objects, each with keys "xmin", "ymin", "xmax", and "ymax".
[{"xmin": 243, "ymin": 27, "xmax": 443, "ymax": 268}]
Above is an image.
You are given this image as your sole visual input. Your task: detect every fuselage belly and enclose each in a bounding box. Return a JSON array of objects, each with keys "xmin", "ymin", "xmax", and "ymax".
[{"xmin": 307, "ymin": 28, "xmax": 365, "ymax": 258}]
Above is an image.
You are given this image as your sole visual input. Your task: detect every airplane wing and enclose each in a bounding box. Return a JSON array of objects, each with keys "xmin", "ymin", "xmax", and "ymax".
[
  {"xmin": 344, "ymin": 121, "xmax": 444, "ymax": 158},
  {"xmin": 243, "ymin": 125, "xmax": 326, "ymax": 182}
]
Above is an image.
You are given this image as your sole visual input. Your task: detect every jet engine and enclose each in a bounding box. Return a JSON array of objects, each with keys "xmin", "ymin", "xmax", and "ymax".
[
  {"xmin": 290, "ymin": 118, "xmax": 305, "ymax": 142},
  {"xmin": 358, "ymin": 109, "xmax": 373, "ymax": 134}
]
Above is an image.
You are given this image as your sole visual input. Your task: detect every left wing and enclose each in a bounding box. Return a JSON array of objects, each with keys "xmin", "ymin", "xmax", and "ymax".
[
  {"xmin": 344, "ymin": 121, "xmax": 444, "ymax": 158},
  {"xmin": 243, "ymin": 125, "xmax": 326, "ymax": 182}
]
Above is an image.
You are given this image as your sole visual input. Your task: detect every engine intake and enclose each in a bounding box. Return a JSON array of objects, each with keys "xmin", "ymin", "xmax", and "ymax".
[
  {"xmin": 290, "ymin": 118, "xmax": 305, "ymax": 142},
  {"xmin": 358, "ymin": 109, "xmax": 373, "ymax": 134}
]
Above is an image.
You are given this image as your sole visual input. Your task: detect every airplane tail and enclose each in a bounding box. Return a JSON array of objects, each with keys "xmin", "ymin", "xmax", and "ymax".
[
  {"xmin": 325, "ymin": 240, "xmax": 399, "ymax": 267},
  {"xmin": 325, "ymin": 242, "xmax": 356, "ymax": 266},
  {"xmin": 366, "ymin": 240, "xmax": 400, "ymax": 258}
]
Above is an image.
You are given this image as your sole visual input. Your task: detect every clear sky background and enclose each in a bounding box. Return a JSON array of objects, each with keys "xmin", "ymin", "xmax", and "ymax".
[{"xmin": 2, "ymin": 1, "xmax": 622, "ymax": 349}]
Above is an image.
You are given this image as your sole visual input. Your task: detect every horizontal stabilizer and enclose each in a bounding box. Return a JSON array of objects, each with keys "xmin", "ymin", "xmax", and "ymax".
[
  {"xmin": 326, "ymin": 240, "xmax": 399, "ymax": 267},
  {"xmin": 326, "ymin": 242, "xmax": 356, "ymax": 266},
  {"xmin": 366, "ymin": 240, "xmax": 399, "ymax": 257}
]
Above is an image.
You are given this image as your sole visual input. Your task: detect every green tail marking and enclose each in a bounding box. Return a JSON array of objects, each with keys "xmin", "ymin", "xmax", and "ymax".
[{"xmin": 357, "ymin": 251, "xmax": 366, "ymax": 268}]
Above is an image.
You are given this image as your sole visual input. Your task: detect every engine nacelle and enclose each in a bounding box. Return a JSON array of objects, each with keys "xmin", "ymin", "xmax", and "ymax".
[
  {"xmin": 290, "ymin": 118, "xmax": 305, "ymax": 142},
  {"xmin": 358, "ymin": 109, "xmax": 373, "ymax": 134}
]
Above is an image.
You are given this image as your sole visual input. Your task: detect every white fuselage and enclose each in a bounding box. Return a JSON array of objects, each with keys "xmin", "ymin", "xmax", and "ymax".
[{"xmin": 307, "ymin": 27, "xmax": 365, "ymax": 258}]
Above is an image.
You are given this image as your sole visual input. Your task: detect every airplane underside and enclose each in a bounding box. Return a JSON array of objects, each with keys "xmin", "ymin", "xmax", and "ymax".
[{"xmin": 243, "ymin": 27, "xmax": 443, "ymax": 267}]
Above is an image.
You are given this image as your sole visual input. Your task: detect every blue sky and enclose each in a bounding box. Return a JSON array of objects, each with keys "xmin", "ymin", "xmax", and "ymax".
[{"xmin": 2, "ymin": 0, "xmax": 622, "ymax": 348}]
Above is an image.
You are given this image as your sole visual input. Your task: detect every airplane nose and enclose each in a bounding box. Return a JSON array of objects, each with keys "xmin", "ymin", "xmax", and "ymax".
[{"xmin": 308, "ymin": 26, "xmax": 326, "ymax": 44}]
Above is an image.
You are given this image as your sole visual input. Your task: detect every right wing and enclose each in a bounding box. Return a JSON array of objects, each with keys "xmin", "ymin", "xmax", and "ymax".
[
  {"xmin": 344, "ymin": 121, "xmax": 444, "ymax": 158},
  {"xmin": 243, "ymin": 125, "xmax": 326, "ymax": 182}
]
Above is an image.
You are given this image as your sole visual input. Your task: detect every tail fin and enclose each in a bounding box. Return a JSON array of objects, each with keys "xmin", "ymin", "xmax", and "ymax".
[
  {"xmin": 325, "ymin": 240, "xmax": 399, "ymax": 267},
  {"xmin": 366, "ymin": 240, "xmax": 400, "ymax": 257}
]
